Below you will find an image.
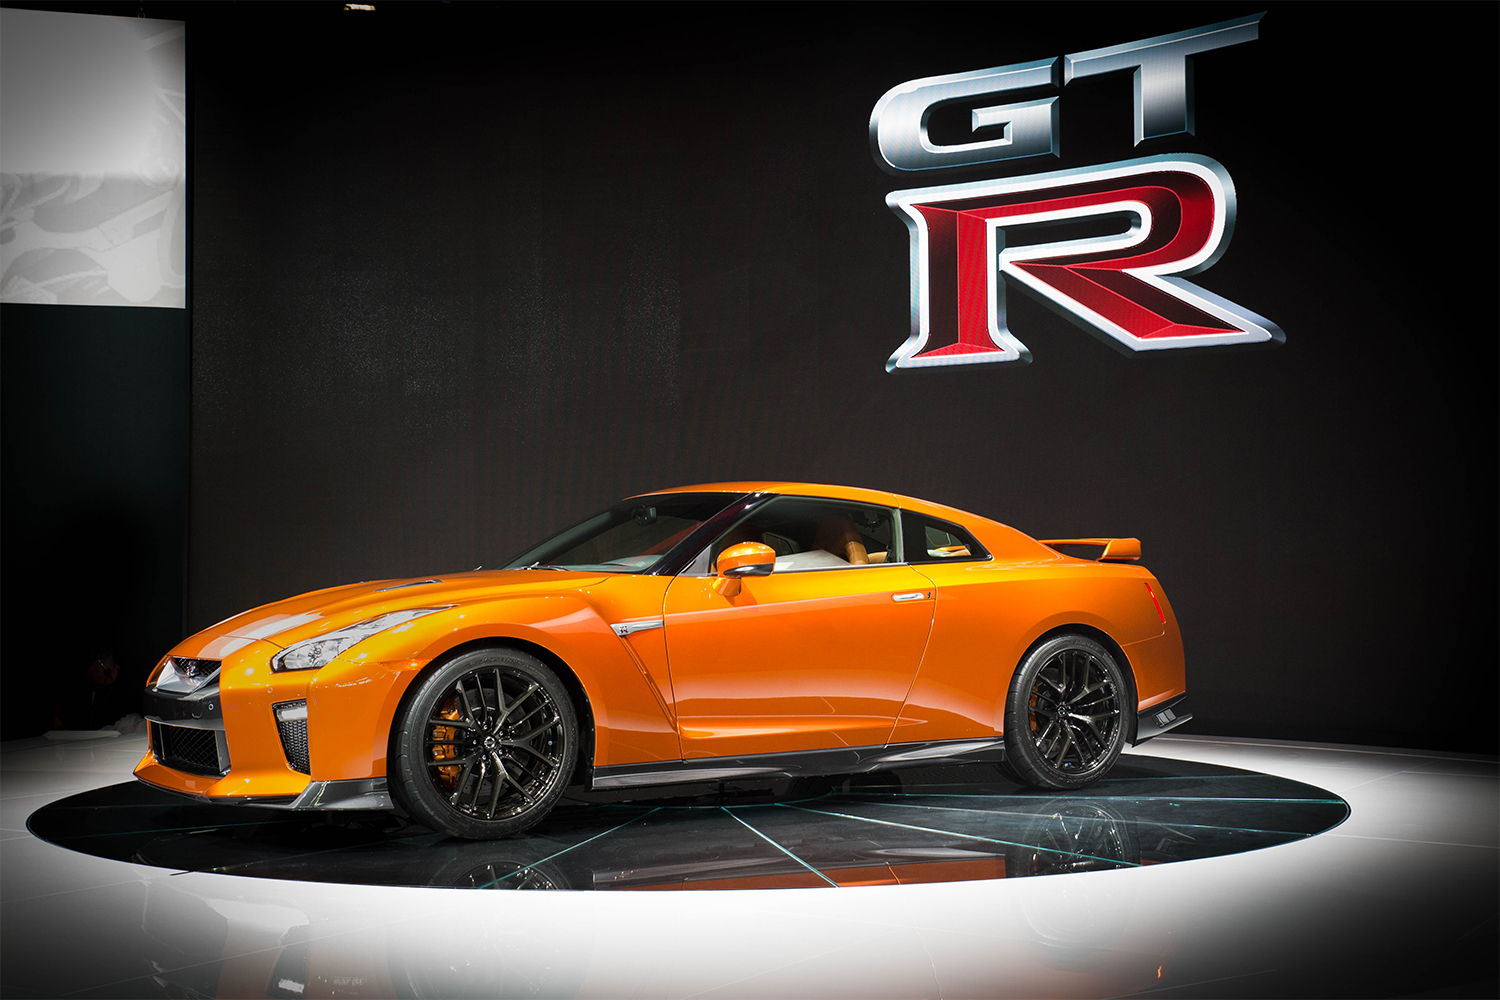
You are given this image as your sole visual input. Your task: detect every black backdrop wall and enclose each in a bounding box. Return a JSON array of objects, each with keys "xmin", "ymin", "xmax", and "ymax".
[
  {"xmin": 1, "ymin": 303, "xmax": 188, "ymax": 735},
  {"xmin": 7, "ymin": 3, "xmax": 1496, "ymax": 751}
]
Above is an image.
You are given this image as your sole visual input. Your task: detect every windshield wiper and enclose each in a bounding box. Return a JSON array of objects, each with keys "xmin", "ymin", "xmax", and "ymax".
[{"xmin": 523, "ymin": 562, "xmax": 570, "ymax": 571}]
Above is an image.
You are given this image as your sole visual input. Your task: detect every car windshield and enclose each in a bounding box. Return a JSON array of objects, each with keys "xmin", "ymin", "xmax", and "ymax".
[{"xmin": 501, "ymin": 493, "xmax": 744, "ymax": 574}]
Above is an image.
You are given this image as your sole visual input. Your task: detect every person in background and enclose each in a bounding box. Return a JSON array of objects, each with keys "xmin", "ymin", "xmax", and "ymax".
[{"xmin": 52, "ymin": 647, "xmax": 135, "ymax": 731}]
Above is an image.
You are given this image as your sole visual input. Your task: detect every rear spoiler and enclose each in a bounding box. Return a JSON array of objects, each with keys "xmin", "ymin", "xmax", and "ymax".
[{"xmin": 1040, "ymin": 537, "xmax": 1141, "ymax": 563}]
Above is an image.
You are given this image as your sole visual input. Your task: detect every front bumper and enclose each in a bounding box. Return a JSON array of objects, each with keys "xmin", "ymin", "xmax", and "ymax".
[
  {"xmin": 142, "ymin": 674, "xmax": 231, "ymax": 777},
  {"xmin": 136, "ymin": 772, "xmax": 393, "ymax": 811},
  {"xmin": 136, "ymin": 640, "xmax": 331, "ymax": 802}
]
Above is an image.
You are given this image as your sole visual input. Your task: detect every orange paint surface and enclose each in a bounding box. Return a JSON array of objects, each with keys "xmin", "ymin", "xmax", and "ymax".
[
  {"xmin": 136, "ymin": 482, "xmax": 1187, "ymax": 802},
  {"xmin": 665, "ymin": 565, "xmax": 935, "ymax": 757}
]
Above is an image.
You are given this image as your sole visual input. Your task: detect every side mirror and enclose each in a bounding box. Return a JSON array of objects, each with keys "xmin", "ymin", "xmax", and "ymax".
[{"xmin": 712, "ymin": 542, "xmax": 776, "ymax": 597}]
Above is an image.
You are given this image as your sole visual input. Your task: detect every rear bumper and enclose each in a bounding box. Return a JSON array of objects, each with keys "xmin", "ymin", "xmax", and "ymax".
[{"xmin": 1134, "ymin": 694, "xmax": 1192, "ymax": 744}]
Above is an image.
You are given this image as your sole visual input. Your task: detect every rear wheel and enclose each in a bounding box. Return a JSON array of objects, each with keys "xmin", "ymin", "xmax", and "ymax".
[
  {"xmin": 1003, "ymin": 634, "xmax": 1127, "ymax": 790},
  {"xmin": 389, "ymin": 648, "xmax": 577, "ymax": 839}
]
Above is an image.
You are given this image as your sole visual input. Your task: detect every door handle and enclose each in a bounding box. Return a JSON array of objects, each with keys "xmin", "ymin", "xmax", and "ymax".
[{"xmin": 892, "ymin": 592, "xmax": 930, "ymax": 602}]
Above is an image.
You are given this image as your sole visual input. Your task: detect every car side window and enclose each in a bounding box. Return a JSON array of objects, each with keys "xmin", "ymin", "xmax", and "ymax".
[
  {"xmin": 707, "ymin": 497, "xmax": 898, "ymax": 573},
  {"xmin": 900, "ymin": 511, "xmax": 990, "ymax": 563}
]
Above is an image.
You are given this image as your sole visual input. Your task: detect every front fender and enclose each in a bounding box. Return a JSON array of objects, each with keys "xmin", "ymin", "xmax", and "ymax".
[{"xmin": 308, "ymin": 593, "xmax": 680, "ymax": 779}]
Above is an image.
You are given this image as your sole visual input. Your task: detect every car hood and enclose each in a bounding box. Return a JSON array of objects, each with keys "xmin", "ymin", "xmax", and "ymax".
[{"xmin": 197, "ymin": 570, "xmax": 614, "ymax": 650}]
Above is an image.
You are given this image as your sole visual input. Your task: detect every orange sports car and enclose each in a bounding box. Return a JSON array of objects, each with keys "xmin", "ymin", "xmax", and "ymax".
[{"xmin": 136, "ymin": 483, "xmax": 1189, "ymax": 839}]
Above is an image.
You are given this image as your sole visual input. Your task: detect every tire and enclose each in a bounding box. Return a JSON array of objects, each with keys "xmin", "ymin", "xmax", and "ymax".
[
  {"xmin": 388, "ymin": 648, "xmax": 578, "ymax": 840},
  {"xmin": 1003, "ymin": 634, "xmax": 1128, "ymax": 790}
]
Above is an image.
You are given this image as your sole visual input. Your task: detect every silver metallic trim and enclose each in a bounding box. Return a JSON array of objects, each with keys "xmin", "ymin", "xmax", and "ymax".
[
  {"xmin": 869, "ymin": 57, "xmax": 1059, "ymax": 174},
  {"xmin": 611, "ymin": 619, "xmax": 665, "ymax": 638},
  {"xmin": 286, "ymin": 777, "xmax": 393, "ymax": 811},
  {"xmin": 892, "ymin": 591, "xmax": 929, "ymax": 602},
  {"xmin": 1063, "ymin": 13, "xmax": 1264, "ymax": 145},
  {"xmin": 375, "ymin": 578, "xmax": 442, "ymax": 592}
]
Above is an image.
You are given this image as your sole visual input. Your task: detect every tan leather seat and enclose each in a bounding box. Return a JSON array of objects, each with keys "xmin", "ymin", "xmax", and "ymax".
[{"xmin": 813, "ymin": 517, "xmax": 869, "ymax": 565}]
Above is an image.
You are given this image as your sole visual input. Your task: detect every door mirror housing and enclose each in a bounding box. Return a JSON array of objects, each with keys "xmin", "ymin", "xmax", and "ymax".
[{"xmin": 712, "ymin": 542, "xmax": 776, "ymax": 596}]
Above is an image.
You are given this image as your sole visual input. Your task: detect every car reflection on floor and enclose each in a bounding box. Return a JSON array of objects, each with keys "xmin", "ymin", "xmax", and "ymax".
[
  {"xmin": 20, "ymin": 752, "xmax": 1359, "ymax": 1000},
  {"xmin": 29, "ymin": 755, "xmax": 1346, "ymax": 892}
]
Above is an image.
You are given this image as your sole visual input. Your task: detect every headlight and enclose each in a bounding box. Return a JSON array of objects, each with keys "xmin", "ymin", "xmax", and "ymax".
[{"xmin": 270, "ymin": 607, "xmax": 452, "ymax": 672}]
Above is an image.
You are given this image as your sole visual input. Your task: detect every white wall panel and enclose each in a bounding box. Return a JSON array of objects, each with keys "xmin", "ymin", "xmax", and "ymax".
[{"xmin": 0, "ymin": 8, "xmax": 184, "ymax": 307}]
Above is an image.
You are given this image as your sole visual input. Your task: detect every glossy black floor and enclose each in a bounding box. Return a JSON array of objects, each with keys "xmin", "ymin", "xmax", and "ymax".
[{"xmin": 27, "ymin": 754, "xmax": 1347, "ymax": 891}]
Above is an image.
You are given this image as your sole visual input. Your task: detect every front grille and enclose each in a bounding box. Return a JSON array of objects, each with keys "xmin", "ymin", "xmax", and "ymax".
[
  {"xmin": 275, "ymin": 702, "xmax": 311, "ymax": 774},
  {"xmin": 151, "ymin": 722, "xmax": 227, "ymax": 776}
]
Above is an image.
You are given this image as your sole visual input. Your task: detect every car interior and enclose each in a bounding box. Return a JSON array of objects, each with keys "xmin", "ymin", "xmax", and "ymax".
[{"xmin": 709, "ymin": 498, "xmax": 896, "ymax": 572}]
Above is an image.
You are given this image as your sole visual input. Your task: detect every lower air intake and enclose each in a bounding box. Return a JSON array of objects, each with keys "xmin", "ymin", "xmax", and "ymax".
[
  {"xmin": 275, "ymin": 701, "xmax": 311, "ymax": 774},
  {"xmin": 151, "ymin": 722, "xmax": 226, "ymax": 776}
]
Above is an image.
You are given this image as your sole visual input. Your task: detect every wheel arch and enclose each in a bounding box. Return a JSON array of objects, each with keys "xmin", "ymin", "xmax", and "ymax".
[
  {"xmin": 1017, "ymin": 623, "xmax": 1140, "ymax": 745},
  {"xmin": 385, "ymin": 635, "xmax": 598, "ymax": 789}
]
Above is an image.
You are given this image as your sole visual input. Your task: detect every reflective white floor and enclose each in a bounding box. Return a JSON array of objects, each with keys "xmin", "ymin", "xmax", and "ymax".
[{"xmin": 1, "ymin": 734, "xmax": 1495, "ymax": 999}]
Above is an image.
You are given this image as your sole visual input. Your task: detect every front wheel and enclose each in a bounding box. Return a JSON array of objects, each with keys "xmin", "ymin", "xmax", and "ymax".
[
  {"xmin": 1003, "ymin": 634, "xmax": 1128, "ymax": 790},
  {"xmin": 389, "ymin": 648, "xmax": 578, "ymax": 839}
]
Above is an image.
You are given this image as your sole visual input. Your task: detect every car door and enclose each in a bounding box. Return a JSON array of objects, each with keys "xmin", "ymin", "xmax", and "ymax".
[{"xmin": 662, "ymin": 496, "xmax": 935, "ymax": 759}]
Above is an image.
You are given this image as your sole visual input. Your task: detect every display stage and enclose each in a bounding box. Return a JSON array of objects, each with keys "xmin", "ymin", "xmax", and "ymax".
[
  {"xmin": 1, "ymin": 733, "xmax": 1494, "ymax": 998},
  {"xmin": 28, "ymin": 757, "xmax": 1347, "ymax": 891}
]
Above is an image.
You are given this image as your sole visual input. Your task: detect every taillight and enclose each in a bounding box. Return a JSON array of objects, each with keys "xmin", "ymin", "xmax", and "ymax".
[{"xmin": 1144, "ymin": 582, "xmax": 1166, "ymax": 624}]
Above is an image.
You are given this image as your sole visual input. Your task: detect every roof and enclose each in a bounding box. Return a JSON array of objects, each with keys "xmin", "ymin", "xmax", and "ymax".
[{"xmin": 637, "ymin": 482, "xmax": 1021, "ymax": 544}]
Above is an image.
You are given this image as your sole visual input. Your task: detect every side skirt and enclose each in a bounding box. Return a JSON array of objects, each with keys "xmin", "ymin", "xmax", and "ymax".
[{"xmin": 591, "ymin": 738, "xmax": 1008, "ymax": 791}]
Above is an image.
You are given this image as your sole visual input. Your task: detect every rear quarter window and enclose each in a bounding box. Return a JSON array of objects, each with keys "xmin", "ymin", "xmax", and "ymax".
[{"xmin": 901, "ymin": 511, "xmax": 990, "ymax": 563}]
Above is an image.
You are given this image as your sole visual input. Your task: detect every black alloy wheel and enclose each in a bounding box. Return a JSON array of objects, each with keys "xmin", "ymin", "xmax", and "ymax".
[
  {"xmin": 430, "ymin": 856, "xmax": 573, "ymax": 891},
  {"xmin": 1003, "ymin": 634, "xmax": 1128, "ymax": 790},
  {"xmin": 389, "ymin": 648, "xmax": 578, "ymax": 839},
  {"xmin": 1004, "ymin": 801, "xmax": 1141, "ymax": 877}
]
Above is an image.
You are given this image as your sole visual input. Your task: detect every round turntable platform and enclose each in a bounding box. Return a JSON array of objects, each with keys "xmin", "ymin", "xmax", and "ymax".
[{"xmin": 28, "ymin": 753, "xmax": 1347, "ymax": 891}]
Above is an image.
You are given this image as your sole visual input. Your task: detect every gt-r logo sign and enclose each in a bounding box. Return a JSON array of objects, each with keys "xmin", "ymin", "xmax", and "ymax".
[
  {"xmin": 882, "ymin": 157, "xmax": 1281, "ymax": 369},
  {"xmin": 870, "ymin": 14, "xmax": 1282, "ymax": 371}
]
